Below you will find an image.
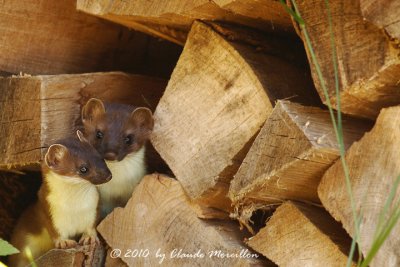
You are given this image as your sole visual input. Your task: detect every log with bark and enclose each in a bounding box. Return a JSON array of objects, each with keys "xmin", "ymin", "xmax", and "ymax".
[
  {"xmin": 0, "ymin": 72, "xmax": 166, "ymax": 169},
  {"xmin": 0, "ymin": 0, "xmax": 181, "ymax": 77},
  {"xmin": 151, "ymin": 21, "xmax": 319, "ymax": 212},
  {"xmin": 247, "ymin": 201, "xmax": 355, "ymax": 267},
  {"xmin": 229, "ymin": 100, "xmax": 372, "ymax": 230},
  {"xmin": 294, "ymin": 0, "xmax": 400, "ymax": 119},
  {"xmin": 318, "ymin": 105, "xmax": 400, "ymax": 266},
  {"xmin": 97, "ymin": 174, "xmax": 269, "ymax": 266},
  {"xmin": 76, "ymin": 0, "xmax": 294, "ymax": 45}
]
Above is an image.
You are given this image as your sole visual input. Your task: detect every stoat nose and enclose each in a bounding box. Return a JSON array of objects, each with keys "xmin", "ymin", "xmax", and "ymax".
[{"xmin": 104, "ymin": 152, "xmax": 118, "ymax": 161}]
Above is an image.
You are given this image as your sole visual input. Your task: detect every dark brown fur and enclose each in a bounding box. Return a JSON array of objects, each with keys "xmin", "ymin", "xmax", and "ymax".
[{"xmin": 81, "ymin": 98, "xmax": 154, "ymax": 161}]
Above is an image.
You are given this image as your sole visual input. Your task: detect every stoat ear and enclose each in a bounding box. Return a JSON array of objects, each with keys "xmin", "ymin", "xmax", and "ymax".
[
  {"xmin": 45, "ymin": 144, "xmax": 69, "ymax": 169},
  {"xmin": 76, "ymin": 130, "xmax": 89, "ymax": 143},
  {"xmin": 82, "ymin": 98, "xmax": 105, "ymax": 123},
  {"xmin": 130, "ymin": 107, "xmax": 154, "ymax": 133}
]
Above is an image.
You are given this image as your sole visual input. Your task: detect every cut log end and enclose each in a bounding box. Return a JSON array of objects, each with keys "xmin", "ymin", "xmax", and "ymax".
[
  {"xmin": 151, "ymin": 21, "xmax": 318, "ymax": 212},
  {"xmin": 229, "ymin": 100, "xmax": 372, "ymax": 229},
  {"xmin": 318, "ymin": 105, "xmax": 400, "ymax": 266},
  {"xmin": 247, "ymin": 201, "xmax": 355, "ymax": 267},
  {"xmin": 98, "ymin": 174, "xmax": 268, "ymax": 266}
]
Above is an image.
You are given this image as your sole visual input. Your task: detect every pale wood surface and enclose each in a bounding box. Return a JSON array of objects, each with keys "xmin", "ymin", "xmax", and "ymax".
[
  {"xmin": 295, "ymin": 0, "xmax": 400, "ymax": 119},
  {"xmin": 0, "ymin": 72, "xmax": 166, "ymax": 169},
  {"xmin": 361, "ymin": 0, "xmax": 400, "ymax": 40},
  {"xmin": 97, "ymin": 174, "xmax": 267, "ymax": 267},
  {"xmin": 0, "ymin": 77, "xmax": 42, "ymax": 169},
  {"xmin": 77, "ymin": 0, "xmax": 294, "ymax": 45},
  {"xmin": 247, "ymin": 201, "xmax": 355, "ymax": 267},
  {"xmin": 151, "ymin": 21, "xmax": 318, "ymax": 212},
  {"xmin": 0, "ymin": 0, "xmax": 180, "ymax": 77},
  {"xmin": 229, "ymin": 101, "xmax": 371, "ymax": 229},
  {"xmin": 318, "ymin": 105, "xmax": 400, "ymax": 266}
]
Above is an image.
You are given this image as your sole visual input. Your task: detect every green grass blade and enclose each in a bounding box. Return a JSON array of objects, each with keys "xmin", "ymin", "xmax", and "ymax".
[
  {"xmin": 278, "ymin": 0, "xmax": 304, "ymax": 25},
  {"xmin": 0, "ymin": 238, "xmax": 19, "ymax": 256},
  {"xmin": 373, "ymin": 175, "xmax": 400, "ymax": 241},
  {"xmin": 289, "ymin": 0, "xmax": 361, "ymax": 250},
  {"xmin": 361, "ymin": 207, "xmax": 400, "ymax": 267},
  {"xmin": 360, "ymin": 175, "xmax": 400, "ymax": 266}
]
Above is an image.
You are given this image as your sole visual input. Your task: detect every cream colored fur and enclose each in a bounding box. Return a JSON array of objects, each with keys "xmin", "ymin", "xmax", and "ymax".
[
  {"xmin": 98, "ymin": 146, "xmax": 146, "ymax": 217},
  {"xmin": 46, "ymin": 171, "xmax": 99, "ymax": 239}
]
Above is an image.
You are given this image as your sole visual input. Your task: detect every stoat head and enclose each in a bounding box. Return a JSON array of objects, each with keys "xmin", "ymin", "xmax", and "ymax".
[
  {"xmin": 44, "ymin": 130, "xmax": 112, "ymax": 185},
  {"xmin": 81, "ymin": 98, "xmax": 154, "ymax": 162}
]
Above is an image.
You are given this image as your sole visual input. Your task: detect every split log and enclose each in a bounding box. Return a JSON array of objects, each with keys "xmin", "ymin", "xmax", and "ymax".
[
  {"xmin": 0, "ymin": 72, "xmax": 166, "ymax": 169},
  {"xmin": 295, "ymin": 0, "xmax": 400, "ymax": 119},
  {"xmin": 151, "ymin": 21, "xmax": 319, "ymax": 212},
  {"xmin": 0, "ymin": 0, "xmax": 180, "ymax": 77},
  {"xmin": 229, "ymin": 100, "xmax": 371, "ymax": 229},
  {"xmin": 77, "ymin": 0, "xmax": 294, "ymax": 45},
  {"xmin": 97, "ymin": 174, "xmax": 268, "ymax": 267},
  {"xmin": 104, "ymin": 248, "xmax": 127, "ymax": 267},
  {"xmin": 33, "ymin": 249, "xmax": 85, "ymax": 267},
  {"xmin": 361, "ymin": 0, "xmax": 400, "ymax": 40},
  {"xmin": 318, "ymin": 105, "xmax": 400, "ymax": 266},
  {"xmin": 32, "ymin": 242, "xmax": 105, "ymax": 267},
  {"xmin": 247, "ymin": 201, "xmax": 355, "ymax": 267}
]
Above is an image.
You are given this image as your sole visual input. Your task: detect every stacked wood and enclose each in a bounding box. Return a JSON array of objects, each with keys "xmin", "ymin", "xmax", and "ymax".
[
  {"xmin": 0, "ymin": 72, "xmax": 166, "ymax": 169},
  {"xmin": 76, "ymin": 0, "xmax": 294, "ymax": 45},
  {"xmin": 360, "ymin": 0, "xmax": 400, "ymax": 40},
  {"xmin": 97, "ymin": 174, "xmax": 269, "ymax": 266},
  {"xmin": 318, "ymin": 106, "xmax": 400, "ymax": 266},
  {"xmin": 294, "ymin": 0, "xmax": 400, "ymax": 119},
  {"xmin": 0, "ymin": 0, "xmax": 180, "ymax": 77},
  {"xmin": 229, "ymin": 100, "xmax": 372, "ymax": 229},
  {"xmin": 247, "ymin": 201, "xmax": 355, "ymax": 267},
  {"xmin": 151, "ymin": 21, "xmax": 319, "ymax": 212}
]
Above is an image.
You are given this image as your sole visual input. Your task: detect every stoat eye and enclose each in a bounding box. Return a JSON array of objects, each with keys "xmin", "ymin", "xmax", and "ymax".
[
  {"xmin": 124, "ymin": 135, "xmax": 133, "ymax": 145},
  {"xmin": 96, "ymin": 130, "xmax": 104, "ymax": 139},
  {"xmin": 79, "ymin": 166, "xmax": 89, "ymax": 174}
]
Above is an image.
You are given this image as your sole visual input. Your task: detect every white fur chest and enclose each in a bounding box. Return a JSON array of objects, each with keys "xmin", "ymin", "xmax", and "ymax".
[
  {"xmin": 46, "ymin": 172, "xmax": 99, "ymax": 239},
  {"xmin": 97, "ymin": 146, "xmax": 147, "ymax": 216}
]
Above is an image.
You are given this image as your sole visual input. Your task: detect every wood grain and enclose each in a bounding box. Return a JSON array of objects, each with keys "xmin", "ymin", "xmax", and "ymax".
[
  {"xmin": 295, "ymin": 0, "xmax": 400, "ymax": 119},
  {"xmin": 247, "ymin": 201, "xmax": 355, "ymax": 267},
  {"xmin": 151, "ymin": 21, "xmax": 318, "ymax": 212},
  {"xmin": 32, "ymin": 242, "xmax": 105, "ymax": 267},
  {"xmin": 360, "ymin": 0, "xmax": 400, "ymax": 40},
  {"xmin": 97, "ymin": 174, "xmax": 268, "ymax": 267},
  {"xmin": 229, "ymin": 101, "xmax": 372, "ymax": 229},
  {"xmin": 0, "ymin": 72, "xmax": 166, "ymax": 169},
  {"xmin": 77, "ymin": 0, "xmax": 294, "ymax": 45},
  {"xmin": 318, "ymin": 105, "xmax": 400, "ymax": 266},
  {"xmin": 0, "ymin": 0, "xmax": 181, "ymax": 77}
]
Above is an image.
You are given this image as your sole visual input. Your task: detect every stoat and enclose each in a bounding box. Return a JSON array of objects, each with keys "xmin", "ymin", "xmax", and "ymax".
[
  {"xmin": 9, "ymin": 131, "xmax": 112, "ymax": 267},
  {"xmin": 81, "ymin": 98, "xmax": 154, "ymax": 218}
]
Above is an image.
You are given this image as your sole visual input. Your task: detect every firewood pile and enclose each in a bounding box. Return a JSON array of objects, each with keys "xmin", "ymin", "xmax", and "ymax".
[{"xmin": 1, "ymin": 0, "xmax": 400, "ymax": 266}]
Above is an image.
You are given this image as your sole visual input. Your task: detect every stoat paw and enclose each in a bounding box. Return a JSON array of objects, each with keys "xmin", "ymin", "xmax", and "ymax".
[
  {"xmin": 79, "ymin": 234, "xmax": 99, "ymax": 246},
  {"xmin": 55, "ymin": 239, "xmax": 78, "ymax": 249}
]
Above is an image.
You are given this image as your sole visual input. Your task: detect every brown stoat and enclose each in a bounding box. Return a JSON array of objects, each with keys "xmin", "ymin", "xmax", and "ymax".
[
  {"xmin": 81, "ymin": 98, "xmax": 154, "ymax": 218},
  {"xmin": 9, "ymin": 131, "xmax": 112, "ymax": 267}
]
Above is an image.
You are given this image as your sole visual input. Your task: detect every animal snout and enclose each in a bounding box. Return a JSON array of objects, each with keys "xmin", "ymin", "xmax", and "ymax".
[
  {"xmin": 104, "ymin": 151, "xmax": 118, "ymax": 161},
  {"xmin": 104, "ymin": 173, "xmax": 112, "ymax": 182}
]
